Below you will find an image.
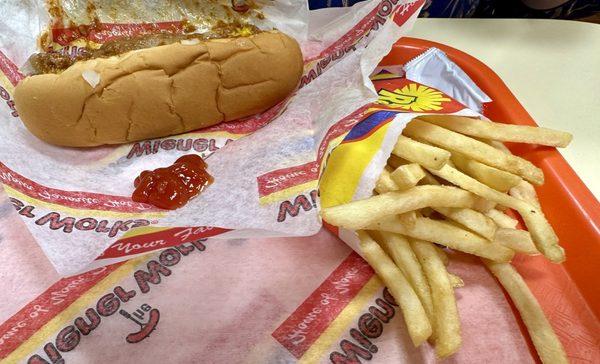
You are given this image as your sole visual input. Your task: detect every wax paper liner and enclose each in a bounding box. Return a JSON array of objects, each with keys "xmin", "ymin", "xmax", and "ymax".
[
  {"xmin": 0, "ymin": 200, "xmax": 542, "ymax": 364},
  {"xmin": 0, "ymin": 0, "xmax": 425, "ymax": 275},
  {"xmin": 0, "ymin": 187, "xmax": 597, "ymax": 363}
]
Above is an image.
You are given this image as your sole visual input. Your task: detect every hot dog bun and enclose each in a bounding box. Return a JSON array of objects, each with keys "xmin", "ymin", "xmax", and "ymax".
[{"xmin": 14, "ymin": 30, "xmax": 303, "ymax": 147}]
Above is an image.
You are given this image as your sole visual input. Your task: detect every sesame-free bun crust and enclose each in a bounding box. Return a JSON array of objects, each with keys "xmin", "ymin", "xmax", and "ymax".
[{"xmin": 14, "ymin": 31, "xmax": 303, "ymax": 147}]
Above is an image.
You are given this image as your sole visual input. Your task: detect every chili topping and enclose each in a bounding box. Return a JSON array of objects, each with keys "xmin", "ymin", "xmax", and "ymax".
[
  {"xmin": 29, "ymin": 22, "xmax": 261, "ymax": 74},
  {"xmin": 132, "ymin": 155, "xmax": 213, "ymax": 210}
]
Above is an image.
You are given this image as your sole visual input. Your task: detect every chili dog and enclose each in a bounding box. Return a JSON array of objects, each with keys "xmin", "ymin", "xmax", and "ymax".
[{"xmin": 14, "ymin": 29, "xmax": 303, "ymax": 147}]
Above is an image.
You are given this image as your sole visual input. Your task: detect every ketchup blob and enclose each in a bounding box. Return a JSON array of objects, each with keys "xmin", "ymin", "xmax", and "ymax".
[{"xmin": 132, "ymin": 155, "xmax": 213, "ymax": 210}]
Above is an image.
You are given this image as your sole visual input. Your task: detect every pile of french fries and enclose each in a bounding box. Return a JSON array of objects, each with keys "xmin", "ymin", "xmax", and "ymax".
[{"xmin": 321, "ymin": 115, "xmax": 572, "ymax": 362}]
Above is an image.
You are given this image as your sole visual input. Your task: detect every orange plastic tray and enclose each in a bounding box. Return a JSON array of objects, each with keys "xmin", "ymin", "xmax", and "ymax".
[{"xmin": 380, "ymin": 38, "xmax": 600, "ymax": 360}]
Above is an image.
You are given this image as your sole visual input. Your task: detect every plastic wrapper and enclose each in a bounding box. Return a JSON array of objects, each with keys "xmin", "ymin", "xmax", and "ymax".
[
  {"xmin": 0, "ymin": 0, "xmax": 425, "ymax": 275},
  {"xmin": 403, "ymin": 47, "xmax": 491, "ymax": 113}
]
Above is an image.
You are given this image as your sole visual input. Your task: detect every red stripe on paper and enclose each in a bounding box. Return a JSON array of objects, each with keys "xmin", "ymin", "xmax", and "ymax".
[
  {"xmin": 307, "ymin": 0, "xmax": 423, "ymax": 64},
  {"xmin": 0, "ymin": 51, "xmax": 24, "ymax": 87},
  {"xmin": 0, "ymin": 264, "xmax": 122, "ymax": 360},
  {"xmin": 392, "ymin": 0, "xmax": 425, "ymax": 27},
  {"xmin": 96, "ymin": 226, "xmax": 229, "ymax": 259},
  {"xmin": 257, "ymin": 162, "xmax": 319, "ymax": 198},
  {"xmin": 316, "ymin": 106, "xmax": 371, "ymax": 164},
  {"xmin": 272, "ymin": 252, "xmax": 374, "ymax": 359},
  {"xmin": 306, "ymin": 4, "xmax": 380, "ymax": 63},
  {"xmin": 0, "ymin": 162, "xmax": 160, "ymax": 213}
]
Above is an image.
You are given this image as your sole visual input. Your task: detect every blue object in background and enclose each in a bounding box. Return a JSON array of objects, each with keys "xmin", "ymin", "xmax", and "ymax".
[
  {"xmin": 309, "ymin": 0, "xmax": 365, "ymax": 9},
  {"xmin": 308, "ymin": 0, "xmax": 481, "ymax": 15},
  {"xmin": 420, "ymin": 0, "xmax": 481, "ymax": 17},
  {"xmin": 308, "ymin": 0, "xmax": 600, "ymax": 19}
]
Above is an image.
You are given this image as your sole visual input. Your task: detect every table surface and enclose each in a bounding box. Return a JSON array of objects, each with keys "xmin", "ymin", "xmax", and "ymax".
[{"xmin": 410, "ymin": 18, "xmax": 600, "ymax": 199}]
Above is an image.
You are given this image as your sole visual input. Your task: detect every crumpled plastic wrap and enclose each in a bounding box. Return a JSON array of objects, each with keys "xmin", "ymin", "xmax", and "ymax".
[{"xmin": 404, "ymin": 47, "xmax": 491, "ymax": 113}]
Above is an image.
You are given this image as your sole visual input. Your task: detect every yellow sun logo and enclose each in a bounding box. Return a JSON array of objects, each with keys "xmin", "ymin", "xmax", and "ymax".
[{"xmin": 377, "ymin": 83, "xmax": 451, "ymax": 112}]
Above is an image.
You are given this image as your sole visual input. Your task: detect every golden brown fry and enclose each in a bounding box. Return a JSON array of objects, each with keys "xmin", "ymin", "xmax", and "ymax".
[
  {"xmin": 392, "ymin": 135, "xmax": 450, "ymax": 170},
  {"xmin": 425, "ymin": 164, "xmax": 564, "ymax": 262},
  {"xmin": 391, "ymin": 163, "xmax": 426, "ymax": 190},
  {"xmin": 510, "ymin": 180, "xmax": 542, "ymax": 210},
  {"xmin": 403, "ymin": 120, "xmax": 544, "ymax": 185},
  {"xmin": 451, "ymin": 153, "xmax": 522, "ymax": 193},
  {"xmin": 411, "ymin": 239, "xmax": 462, "ymax": 358},
  {"xmin": 357, "ymin": 231, "xmax": 432, "ymax": 346},
  {"xmin": 494, "ymin": 228, "xmax": 539, "ymax": 255},
  {"xmin": 420, "ymin": 170, "xmax": 442, "ymax": 186},
  {"xmin": 434, "ymin": 206, "xmax": 498, "ymax": 240},
  {"xmin": 491, "ymin": 137, "xmax": 519, "ymax": 153},
  {"xmin": 436, "ymin": 247, "xmax": 450, "ymax": 266},
  {"xmin": 487, "ymin": 142, "xmax": 541, "ymax": 208},
  {"xmin": 472, "ymin": 199, "xmax": 497, "ymax": 213},
  {"xmin": 421, "ymin": 207, "xmax": 436, "ymax": 217},
  {"xmin": 369, "ymin": 214, "xmax": 514, "ymax": 262},
  {"xmin": 433, "ymin": 247, "xmax": 464, "ymax": 287},
  {"xmin": 371, "ymin": 231, "xmax": 434, "ymax": 324},
  {"xmin": 321, "ymin": 185, "xmax": 480, "ymax": 230},
  {"xmin": 387, "ymin": 154, "xmax": 406, "ymax": 169},
  {"xmin": 487, "ymin": 139, "xmax": 513, "ymax": 154},
  {"xmin": 375, "ymin": 167, "xmax": 400, "ymax": 194},
  {"xmin": 448, "ymin": 273, "xmax": 464, "ymax": 288},
  {"xmin": 483, "ymin": 261, "xmax": 568, "ymax": 364},
  {"xmin": 419, "ymin": 171, "xmax": 496, "ymax": 212},
  {"xmin": 419, "ymin": 115, "xmax": 573, "ymax": 148},
  {"xmin": 485, "ymin": 209, "xmax": 519, "ymax": 229}
]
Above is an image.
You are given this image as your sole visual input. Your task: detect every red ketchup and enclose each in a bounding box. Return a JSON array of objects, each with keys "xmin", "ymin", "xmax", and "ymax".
[{"xmin": 132, "ymin": 155, "xmax": 213, "ymax": 210}]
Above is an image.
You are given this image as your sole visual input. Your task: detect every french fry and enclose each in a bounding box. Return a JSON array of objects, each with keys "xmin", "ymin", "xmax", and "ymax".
[
  {"xmin": 484, "ymin": 261, "xmax": 568, "ymax": 364},
  {"xmin": 421, "ymin": 207, "xmax": 436, "ymax": 217},
  {"xmin": 419, "ymin": 115, "xmax": 573, "ymax": 148},
  {"xmin": 391, "ymin": 163, "xmax": 426, "ymax": 190},
  {"xmin": 434, "ymin": 206, "xmax": 497, "ymax": 240},
  {"xmin": 321, "ymin": 185, "xmax": 480, "ymax": 230},
  {"xmin": 371, "ymin": 231, "xmax": 435, "ymax": 324},
  {"xmin": 485, "ymin": 209, "xmax": 519, "ymax": 229},
  {"xmin": 448, "ymin": 273, "xmax": 464, "ymax": 288},
  {"xmin": 357, "ymin": 231, "xmax": 433, "ymax": 346},
  {"xmin": 435, "ymin": 247, "xmax": 449, "ymax": 266},
  {"xmin": 401, "ymin": 144, "xmax": 494, "ymax": 214},
  {"xmin": 387, "ymin": 154, "xmax": 406, "ymax": 169},
  {"xmin": 368, "ymin": 214, "xmax": 514, "ymax": 262},
  {"xmin": 320, "ymin": 114, "xmax": 573, "ymax": 360},
  {"xmin": 434, "ymin": 247, "xmax": 464, "ymax": 287},
  {"xmin": 392, "ymin": 135, "xmax": 450, "ymax": 170},
  {"xmin": 425, "ymin": 164, "xmax": 564, "ymax": 262},
  {"xmin": 472, "ymin": 198, "xmax": 497, "ymax": 213},
  {"xmin": 510, "ymin": 180, "xmax": 542, "ymax": 210},
  {"xmin": 486, "ymin": 139, "xmax": 512, "ymax": 154},
  {"xmin": 486, "ymin": 142, "xmax": 542, "ymax": 209},
  {"xmin": 411, "ymin": 239, "xmax": 462, "ymax": 358},
  {"xmin": 421, "ymin": 170, "xmax": 442, "ymax": 186},
  {"xmin": 375, "ymin": 167, "xmax": 400, "ymax": 194},
  {"xmin": 494, "ymin": 228, "xmax": 539, "ymax": 255},
  {"xmin": 451, "ymin": 153, "xmax": 522, "ymax": 193},
  {"xmin": 403, "ymin": 120, "xmax": 544, "ymax": 185}
]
